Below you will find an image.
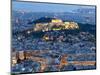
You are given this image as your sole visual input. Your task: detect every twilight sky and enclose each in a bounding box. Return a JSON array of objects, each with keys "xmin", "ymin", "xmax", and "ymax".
[{"xmin": 12, "ymin": 1, "xmax": 95, "ymax": 13}]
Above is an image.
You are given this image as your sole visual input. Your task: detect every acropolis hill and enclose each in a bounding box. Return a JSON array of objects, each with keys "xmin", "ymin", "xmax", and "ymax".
[{"xmin": 33, "ymin": 18, "xmax": 79, "ymax": 32}]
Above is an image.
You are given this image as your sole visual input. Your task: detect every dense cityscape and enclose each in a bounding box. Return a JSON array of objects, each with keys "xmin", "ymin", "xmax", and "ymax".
[{"xmin": 11, "ymin": 1, "xmax": 96, "ymax": 74}]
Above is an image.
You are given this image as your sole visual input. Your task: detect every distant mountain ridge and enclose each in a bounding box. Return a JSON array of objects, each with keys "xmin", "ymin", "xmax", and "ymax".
[{"xmin": 12, "ymin": 10, "xmax": 96, "ymax": 25}]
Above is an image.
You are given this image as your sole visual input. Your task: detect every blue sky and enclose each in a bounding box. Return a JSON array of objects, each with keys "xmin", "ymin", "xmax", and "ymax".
[{"xmin": 12, "ymin": 1, "xmax": 95, "ymax": 12}]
